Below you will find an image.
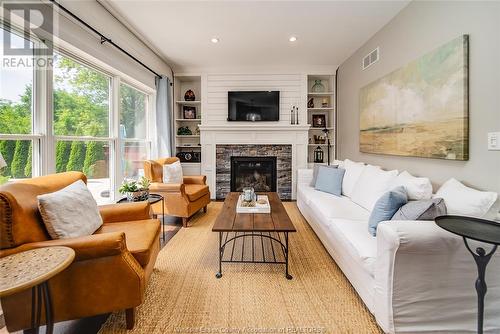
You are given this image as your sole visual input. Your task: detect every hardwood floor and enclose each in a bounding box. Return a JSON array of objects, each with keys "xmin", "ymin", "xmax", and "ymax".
[{"xmin": 0, "ymin": 215, "xmax": 182, "ymax": 334}]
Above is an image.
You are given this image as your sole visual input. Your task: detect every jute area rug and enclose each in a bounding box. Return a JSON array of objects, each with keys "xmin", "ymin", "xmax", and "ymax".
[{"xmin": 99, "ymin": 201, "xmax": 382, "ymax": 334}]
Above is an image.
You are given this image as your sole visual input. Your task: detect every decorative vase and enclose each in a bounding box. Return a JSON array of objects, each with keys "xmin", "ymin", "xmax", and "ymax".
[
  {"xmin": 311, "ymin": 80, "xmax": 325, "ymax": 93},
  {"xmin": 242, "ymin": 187, "xmax": 256, "ymax": 202},
  {"xmin": 126, "ymin": 190, "xmax": 149, "ymax": 202},
  {"xmin": 184, "ymin": 89, "xmax": 196, "ymax": 101}
]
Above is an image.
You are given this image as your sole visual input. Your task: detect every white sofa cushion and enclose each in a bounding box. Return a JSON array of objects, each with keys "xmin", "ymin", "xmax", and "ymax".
[
  {"xmin": 393, "ymin": 170, "xmax": 433, "ymax": 200},
  {"xmin": 328, "ymin": 218, "xmax": 377, "ymax": 276},
  {"xmin": 350, "ymin": 165, "xmax": 399, "ymax": 211},
  {"xmin": 435, "ymin": 178, "xmax": 498, "ymax": 217},
  {"xmin": 341, "ymin": 159, "xmax": 365, "ymax": 197},
  {"xmin": 298, "ymin": 185, "xmax": 370, "ymax": 221}
]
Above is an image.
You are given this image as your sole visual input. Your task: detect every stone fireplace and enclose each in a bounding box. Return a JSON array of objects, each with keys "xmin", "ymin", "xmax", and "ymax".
[
  {"xmin": 216, "ymin": 144, "xmax": 292, "ymax": 200},
  {"xmin": 231, "ymin": 156, "xmax": 277, "ymax": 193}
]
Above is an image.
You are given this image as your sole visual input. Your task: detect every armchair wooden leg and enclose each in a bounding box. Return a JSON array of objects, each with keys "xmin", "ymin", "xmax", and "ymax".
[
  {"xmin": 182, "ymin": 217, "xmax": 188, "ymax": 228},
  {"xmin": 203, "ymin": 206, "xmax": 208, "ymax": 213},
  {"xmin": 125, "ymin": 307, "xmax": 135, "ymax": 330}
]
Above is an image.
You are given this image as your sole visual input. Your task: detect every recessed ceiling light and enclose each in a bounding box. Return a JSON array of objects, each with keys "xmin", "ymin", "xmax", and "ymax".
[
  {"xmin": 289, "ymin": 36, "xmax": 297, "ymax": 42},
  {"xmin": 211, "ymin": 37, "xmax": 220, "ymax": 43}
]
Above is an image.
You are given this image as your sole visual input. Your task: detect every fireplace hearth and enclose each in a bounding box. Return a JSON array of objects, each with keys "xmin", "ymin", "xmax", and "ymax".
[
  {"xmin": 215, "ymin": 144, "xmax": 292, "ymax": 200},
  {"xmin": 231, "ymin": 156, "xmax": 277, "ymax": 193}
]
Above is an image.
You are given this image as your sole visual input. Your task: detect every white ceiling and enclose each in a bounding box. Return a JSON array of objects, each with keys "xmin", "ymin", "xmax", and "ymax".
[{"xmin": 104, "ymin": 0, "xmax": 409, "ymax": 72}]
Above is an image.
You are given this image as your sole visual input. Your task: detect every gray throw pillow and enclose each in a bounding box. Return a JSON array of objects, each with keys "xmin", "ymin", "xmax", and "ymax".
[
  {"xmin": 391, "ymin": 198, "xmax": 447, "ymax": 221},
  {"xmin": 310, "ymin": 164, "xmax": 338, "ymax": 187}
]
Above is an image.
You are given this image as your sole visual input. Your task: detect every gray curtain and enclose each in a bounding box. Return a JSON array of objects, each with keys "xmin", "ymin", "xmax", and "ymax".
[{"xmin": 155, "ymin": 76, "xmax": 174, "ymax": 158}]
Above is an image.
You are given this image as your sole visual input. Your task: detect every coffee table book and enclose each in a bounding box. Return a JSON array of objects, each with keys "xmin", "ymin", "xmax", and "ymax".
[{"xmin": 236, "ymin": 194, "xmax": 270, "ymax": 213}]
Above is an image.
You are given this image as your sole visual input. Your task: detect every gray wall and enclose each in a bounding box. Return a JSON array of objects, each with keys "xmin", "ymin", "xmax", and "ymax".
[{"xmin": 337, "ymin": 1, "xmax": 500, "ymax": 193}]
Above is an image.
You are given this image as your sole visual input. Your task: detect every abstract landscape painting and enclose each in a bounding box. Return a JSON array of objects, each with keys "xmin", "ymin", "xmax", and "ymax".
[{"xmin": 359, "ymin": 35, "xmax": 469, "ymax": 160}]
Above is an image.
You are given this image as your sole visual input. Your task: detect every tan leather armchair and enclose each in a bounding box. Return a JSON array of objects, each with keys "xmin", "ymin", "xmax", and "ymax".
[
  {"xmin": 144, "ymin": 157, "xmax": 210, "ymax": 227},
  {"xmin": 0, "ymin": 172, "xmax": 160, "ymax": 331}
]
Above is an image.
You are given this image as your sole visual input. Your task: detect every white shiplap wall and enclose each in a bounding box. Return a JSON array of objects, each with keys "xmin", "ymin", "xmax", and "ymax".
[
  {"xmin": 199, "ymin": 73, "xmax": 309, "ymax": 199},
  {"xmin": 203, "ymin": 74, "xmax": 306, "ymax": 125}
]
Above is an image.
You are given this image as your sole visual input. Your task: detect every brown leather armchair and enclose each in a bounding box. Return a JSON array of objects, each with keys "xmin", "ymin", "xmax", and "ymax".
[
  {"xmin": 0, "ymin": 172, "xmax": 160, "ymax": 331},
  {"xmin": 144, "ymin": 157, "xmax": 210, "ymax": 227}
]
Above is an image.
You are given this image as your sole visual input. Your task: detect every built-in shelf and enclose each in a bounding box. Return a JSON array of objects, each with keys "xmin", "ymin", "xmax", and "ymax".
[
  {"xmin": 307, "ymin": 74, "xmax": 336, "ymax": 163},
  {"xmin": 175, "ymin": 119, "xmax": 202, "ymax": 122},
  {"xmin": 175, "ymin": 100, "xmax": 201, "ymax": 105},
  {"xmin": 308, "ymin": 108, "xmax": 334, "ymax": 111},
  {"xmin": 174, "ymin": 75, "xmax": 202, "ymax": 176},
  {"xmin": 307, "ymin": 92, "xmax": 334, "ymax": 96}
]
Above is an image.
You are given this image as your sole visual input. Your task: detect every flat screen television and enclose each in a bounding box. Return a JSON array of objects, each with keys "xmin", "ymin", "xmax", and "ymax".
[{"xmin": 228, "ymin": 91, "xmax": 279, "ymax": 121}]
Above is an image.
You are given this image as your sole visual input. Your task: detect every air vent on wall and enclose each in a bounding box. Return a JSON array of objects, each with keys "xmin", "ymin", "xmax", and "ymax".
[{"xmin": 362, "ymin": 47, "xmax": 379, "ymax": 70}]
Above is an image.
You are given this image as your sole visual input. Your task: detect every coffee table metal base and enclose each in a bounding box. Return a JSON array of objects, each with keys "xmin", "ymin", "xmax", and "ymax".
[{"xmin": 215, "ymin": 231, "xmax": 292, "ymax": 280}]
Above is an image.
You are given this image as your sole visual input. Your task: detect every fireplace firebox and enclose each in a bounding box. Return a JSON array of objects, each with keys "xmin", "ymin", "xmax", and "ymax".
[{"xmin": 230, "ymin": 156, "xmax": 277, "ymax": 193}]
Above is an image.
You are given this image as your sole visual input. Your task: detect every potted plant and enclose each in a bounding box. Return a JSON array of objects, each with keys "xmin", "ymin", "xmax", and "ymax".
[{"xmin": 119, "ymin": 176, "xmax": 151, "ymax": 202}]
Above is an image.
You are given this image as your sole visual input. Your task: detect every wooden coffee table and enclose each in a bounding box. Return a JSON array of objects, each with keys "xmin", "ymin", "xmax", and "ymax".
[{"xmin": 212, "ymin": 192, "xmax": 296, "ymax": 279}]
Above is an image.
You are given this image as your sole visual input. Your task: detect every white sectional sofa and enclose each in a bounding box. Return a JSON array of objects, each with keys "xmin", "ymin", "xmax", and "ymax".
[{"xmin": 296, "ymin": 164, "xmax": 500, "ymax": 334}]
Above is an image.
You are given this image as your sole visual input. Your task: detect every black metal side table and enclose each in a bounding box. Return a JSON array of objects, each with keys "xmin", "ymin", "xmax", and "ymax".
[
  {"xmin": 117, "ymin": 194, "xmax": 165, "ymax": 241},
  {"xmin": 435, "ymin": 215, "xmax": 500, "ymax": 334}
]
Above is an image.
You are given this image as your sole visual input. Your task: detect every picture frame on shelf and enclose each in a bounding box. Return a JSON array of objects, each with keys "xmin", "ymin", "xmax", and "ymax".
[
  {"xmin": 312, "ymin": 114, "xmax": 326, "ymax": 128},
  {"xmin": 183, "ymin": 106, "xmax": 196, "ymax": 119}
]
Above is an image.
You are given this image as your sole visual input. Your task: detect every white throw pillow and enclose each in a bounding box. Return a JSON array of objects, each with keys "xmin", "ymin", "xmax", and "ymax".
[
  {"xmin": 341, "ymin": 159, "xmax": 365, "ymax": 197},
  {"xmin": 351, "ymin": 165, "xmax": 399, "ymax": 211},
  {"xmin": 163, "ymin": 160, "xmax": 183, "ymax": 184},
  {"xmin": 393, "ymin": 170, "xmax": 433, "ymax": 200},
  {"xmin": 333, "ymin": 159, "xmax": 345, "ymax": 168},
  {"xmin": 37, "ymin": 180, "xmax": 103, "ymax": 239},
  {"xmin": 435, "ymin": 178, "xmax": 498, "ymax": 217}
]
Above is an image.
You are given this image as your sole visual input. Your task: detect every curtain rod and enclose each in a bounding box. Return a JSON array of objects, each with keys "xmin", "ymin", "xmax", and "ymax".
[{"xmin": 49, "ymin": 0, "xmax": 161, "ymax": 78}]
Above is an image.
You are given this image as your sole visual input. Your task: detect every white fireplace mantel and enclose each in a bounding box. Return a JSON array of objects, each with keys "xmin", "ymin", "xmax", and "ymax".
[
  {"xmin": 200, "ymin": 125, "xmax": 310, "ymax": 199},
  {"xmin": 198, "ymin": 124, "xmax": 311, "ymax": 132}
]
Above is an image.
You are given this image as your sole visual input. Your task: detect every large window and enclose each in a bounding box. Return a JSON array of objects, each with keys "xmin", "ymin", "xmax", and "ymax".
[
  {"xmin": 1, "ymin": 25, "xmax": 154, "ymax": 201},
  {"xmin": 53, "ymin": 54, "xmax": 112, "ymax": 202},
  {"xmin": 120, "ymin": 83, "xmax": 149, "ymax": 178},
  {"xmin": 0, "ymin": 28, "xmax": 35, "ymax": 184}
]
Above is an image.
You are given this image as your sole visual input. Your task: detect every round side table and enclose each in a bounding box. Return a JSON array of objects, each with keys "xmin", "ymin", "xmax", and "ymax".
[
  {"xmin": 435, "ymin": 215, "xmax": 500, "ymax": 334},
  {"xmin": 117, "ymin": 193, "xmax": 165, "ymax": 241},
  {"xmin": 0, "ymin": 246, "xmax": 75, "ymax": 334}
]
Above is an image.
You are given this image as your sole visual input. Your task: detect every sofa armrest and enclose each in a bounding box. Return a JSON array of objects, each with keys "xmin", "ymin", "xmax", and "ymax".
[
  {"xmin": 297, "ymin": 169, "xmax": 313, "ymax": 185},
  {"xmin": 99, "ymin": 202, "xmax": 151, "ymax": 223},
  {"xmin": 149, "ymin": 182, "xmax": 185, "ymax": 193},
  {"xmin": 0, "ymin": 232, "xmax": 127, "ymax": 262},
  {"xmin": 183, "ymin": 175, "xmax": 206, "ymax": 185},
  {"xmin": 374, "ymin": 220, "xmax": 500, "ymax": 333}
]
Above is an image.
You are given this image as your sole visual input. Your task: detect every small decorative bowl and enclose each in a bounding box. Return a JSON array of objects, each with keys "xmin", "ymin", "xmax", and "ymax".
[{"xmin": 126, "ymin": 190, "xmax": 149, "ymax": 202}]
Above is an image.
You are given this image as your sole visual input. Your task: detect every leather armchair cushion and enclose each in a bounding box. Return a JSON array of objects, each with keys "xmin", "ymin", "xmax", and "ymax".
[
  {"xmin": 95, "ymin": 219, "xmax": 160, "ymax": 267},
  {"xmin": 185, "ymin": 184, "xmax": 210, "ymax": 202},
  {"xmin": 183, "ymin": 175, "xmax": 207, "ymax": 185}
]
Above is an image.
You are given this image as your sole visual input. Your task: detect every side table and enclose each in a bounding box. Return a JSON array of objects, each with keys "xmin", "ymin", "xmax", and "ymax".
[
  {"xmin": 117, "ymin": 193, "xmax": 165, "ymax": 241},
  {"xmin": 435, "ymin": 215, "xmax": 500, "ymax": 334},
  {"xmin": 0, "ymin": 246, "xmax": 75, "ymax": 334}
]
